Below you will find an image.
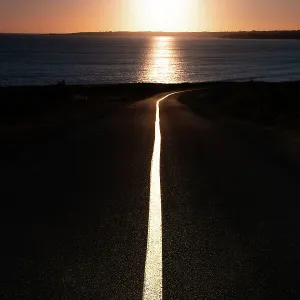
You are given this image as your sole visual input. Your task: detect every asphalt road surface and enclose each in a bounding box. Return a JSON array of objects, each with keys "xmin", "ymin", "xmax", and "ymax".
[{"xmin": 1, "ymin": 91, "xmax": 300, "ymax": 299}]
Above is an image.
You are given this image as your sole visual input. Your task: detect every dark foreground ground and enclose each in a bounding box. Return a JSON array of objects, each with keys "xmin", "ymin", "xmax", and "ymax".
[
  {"xmin": 1, "ymin": 82, "xmax": 300, "ymax": 299},
  {"xmin": 180, "ymin": 81, "xmax": 300, "ymax": 129},
  {"xmin": 0, "ymin": 83, "xmax": 200, "ymax": 155},
  {"xmin": 1, "ymin": 81, "xmax": 300, "ymax": 156}
]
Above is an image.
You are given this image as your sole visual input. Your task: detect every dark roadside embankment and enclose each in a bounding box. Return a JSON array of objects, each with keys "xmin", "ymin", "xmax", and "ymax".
[
  {"xmin": 0, "ymin": 82, "xmax": 205, "ymax": 156},
  {"xmin": 179, "ymin": 81, "xmax": 300, "ymax": 172},
  {"xmin": 2, "ymin": 81, "xmax": 300, "ymax": 158},
  {"xmin": 179, "ymin": 82, "xmax": 300, "ymax": 129}
]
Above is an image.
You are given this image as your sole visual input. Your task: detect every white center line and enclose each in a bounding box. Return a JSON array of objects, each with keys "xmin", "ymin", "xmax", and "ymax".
[{"xmin": 143, "ymin": 91, "xmax": 184, "ymax": 300}]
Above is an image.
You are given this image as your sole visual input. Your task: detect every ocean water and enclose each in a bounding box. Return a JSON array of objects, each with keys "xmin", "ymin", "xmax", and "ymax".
[{"xmin": 0, "ymin": 34, "xmax": 300, "ymax": 86}]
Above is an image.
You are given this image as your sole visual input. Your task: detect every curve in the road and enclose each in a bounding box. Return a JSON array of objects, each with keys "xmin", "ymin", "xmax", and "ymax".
[{"xmin": 143, "ymin": 91, "xmax": 188, "ymax": 300}]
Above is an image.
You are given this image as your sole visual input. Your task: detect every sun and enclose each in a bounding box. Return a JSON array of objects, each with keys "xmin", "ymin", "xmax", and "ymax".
[{"xmin": 140, "ymin": 0, "xmax": 188, "ymax": 32}]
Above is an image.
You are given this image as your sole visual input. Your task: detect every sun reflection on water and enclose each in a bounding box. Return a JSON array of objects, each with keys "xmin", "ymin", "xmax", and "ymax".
[{"xmin": 140, "ymin": 36, "xmax": 182, "ymax": 83}]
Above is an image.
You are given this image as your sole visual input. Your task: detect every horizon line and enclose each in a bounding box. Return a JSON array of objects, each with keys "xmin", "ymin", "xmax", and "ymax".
[{"xmin": 1, "ymin": 29, "xmax": 300, "ymax": 35}]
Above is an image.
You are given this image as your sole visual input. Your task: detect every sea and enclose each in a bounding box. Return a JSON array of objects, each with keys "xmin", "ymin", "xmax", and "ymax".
[{"xmin": 1, "ymin": 34, "xmax": 300, "ymax": 86}]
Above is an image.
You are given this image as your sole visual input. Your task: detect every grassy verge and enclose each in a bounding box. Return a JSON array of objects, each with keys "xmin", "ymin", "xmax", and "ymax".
[
  {"xmin": 2, "ymin": 81, "xmax": 300, "ymax": 156},
  {"xmin": 179, "ymin": 81, "xmax": 300, "ymax": 130},
  {"xmin": 0, "ymin": 83, "xmax": 204, "ymax": 155},
  {"xmin": 179, "ymin": 82, "xmax": 300, "ymax": 171}
]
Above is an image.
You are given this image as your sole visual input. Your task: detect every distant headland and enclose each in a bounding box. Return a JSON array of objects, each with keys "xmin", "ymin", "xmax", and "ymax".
[
  {"xmin": 65, "ymin": 31, "xmax": 300, "ymax": 40},
  {"xmin": 1, "ymin": 30, "xmax": 300, "ymax": 40}
]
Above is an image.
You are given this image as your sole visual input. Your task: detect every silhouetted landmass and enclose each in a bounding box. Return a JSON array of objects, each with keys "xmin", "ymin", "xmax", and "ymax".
[
  {"xmin": 0, "ymin": 83, "xmax": 203, "ymax": 155},
  {"xmin": 179, "ymin": 82, "xmax": 300, "ymax": 179},
  {"xmin": 179, "ymin": 81, "xmax": 300, "ymax": 128},
  {"xmin": 67, "ymin": 31, "xmax": 300, "ymax": 40},
  {"xmin": 2, "ymin": 31, "xmax": 300, "ymax": 40},
  {"xmin": 220, "ymin": 31, "xmax": 300, "ymax": 40},
  {"xmin": 1, "ymin": 82, "xmax": 300, "ymax": 157},
  {"xmin": 1, "ymin": 31, "xmax": 300, "ymax": 40}
]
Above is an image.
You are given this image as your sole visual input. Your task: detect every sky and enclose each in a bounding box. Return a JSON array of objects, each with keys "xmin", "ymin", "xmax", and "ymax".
[{"xmin": 1, "ymin": 0, "xmax": 300, "ymax": 33}]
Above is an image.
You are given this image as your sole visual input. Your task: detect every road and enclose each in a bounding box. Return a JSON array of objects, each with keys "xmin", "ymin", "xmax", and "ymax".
[{"xmin": 1, "ymin": 91, "xmax": 300, "ymax": 299}]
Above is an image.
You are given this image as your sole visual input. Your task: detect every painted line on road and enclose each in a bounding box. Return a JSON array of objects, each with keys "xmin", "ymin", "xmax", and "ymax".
[{"xmin": 143, "ymin": 91, "xmax": 185, "ymax": 300}]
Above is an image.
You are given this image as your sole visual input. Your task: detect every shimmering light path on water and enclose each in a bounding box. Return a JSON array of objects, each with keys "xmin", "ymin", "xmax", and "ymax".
[{"xmin": 1, "ymin": 35, "xmax": 300, "ymax": 86}]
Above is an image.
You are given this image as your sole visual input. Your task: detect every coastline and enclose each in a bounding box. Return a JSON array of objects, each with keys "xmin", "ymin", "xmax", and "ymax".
[
  {"xmin": 0, "ymin": 83, "xmax": 204, "ymax": 156},
  {"xmin": 1, "ymin": 31, "xmax": 300, "ymax": 40},
  {"xmin": 1, "ymin": 81, "xmax": 300, "ymax": 156}
]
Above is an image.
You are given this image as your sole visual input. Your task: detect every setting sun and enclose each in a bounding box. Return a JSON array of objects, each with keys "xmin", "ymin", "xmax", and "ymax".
[
  {"xmin": 136, "ymin": 0, "xmax": 205, "ymax": 32},
  {"xmin": 1, "ymin": 0, "xmax": 300, "ymax": 33},
  {"xmin": 142, "ymin": 0, "xmax": 188, "ymax": 31}
]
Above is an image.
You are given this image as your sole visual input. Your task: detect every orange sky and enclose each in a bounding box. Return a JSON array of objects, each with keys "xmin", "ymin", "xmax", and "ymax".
[{"xmin": 1, "ymin": 0, "xmax": 300, "ymax": 33}]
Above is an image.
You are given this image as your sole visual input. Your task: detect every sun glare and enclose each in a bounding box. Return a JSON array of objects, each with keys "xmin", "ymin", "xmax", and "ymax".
[{"xmin": 140, "ymin": 0, "xmax": 189, "ymax": 32}]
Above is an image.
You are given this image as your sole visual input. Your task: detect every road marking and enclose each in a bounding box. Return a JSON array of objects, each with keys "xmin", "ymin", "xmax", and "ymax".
[{"xmin": 143, "ymin": 91, "xmax": 184, "ymax": 300}]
